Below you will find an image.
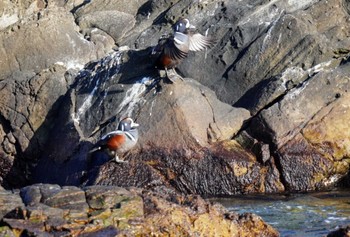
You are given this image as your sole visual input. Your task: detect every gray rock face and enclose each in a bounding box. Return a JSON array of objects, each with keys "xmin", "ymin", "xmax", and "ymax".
[
  {"xmin": 0, "ymin": 8, "xmax": 97, "ymax": 80},
  {"xmin": 0, "ymin": 0, "xmax": 113, "ymax": 188},
  {"xmin": 136, "ymin": 78, "xmax": 250, "ymax": 148},
  {"xmin": 247, "ymin": 63, "xmax": 350, "ymax": 191},
  {"xmin": 32, "ymin": 54, "xmax": 269, "ymax": 196},
  {"xmin": 0, "ymin": 64, "xmax": 72, "ymax": 188},
  {"xmin": 0, "ymin": 0, "xmax": 350, "ymax": 195}
]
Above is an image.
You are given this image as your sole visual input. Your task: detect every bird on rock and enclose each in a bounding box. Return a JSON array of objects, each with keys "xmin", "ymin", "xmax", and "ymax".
[
  {"xmin": 90, "ymin": 117, "xmax": 139, "ymax": 163},
  {"xmin": 152, "ymin": 18, "xmax": 216, "ymax": 82}
]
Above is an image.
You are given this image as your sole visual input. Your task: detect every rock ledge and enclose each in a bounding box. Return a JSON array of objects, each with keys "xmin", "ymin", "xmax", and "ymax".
[{"xmin": 0, "ymin": 184, "xmax": 279, "ymax": 236}]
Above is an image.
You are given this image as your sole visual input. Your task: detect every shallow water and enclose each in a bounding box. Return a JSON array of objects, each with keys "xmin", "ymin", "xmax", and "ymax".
[{"xmin": 212, "ymin": 190, "xmax": 350, "ymax": 237}]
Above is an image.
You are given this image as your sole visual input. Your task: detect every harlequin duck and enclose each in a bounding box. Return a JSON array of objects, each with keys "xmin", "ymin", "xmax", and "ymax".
[
  {"xmin": 90, "ymin": 117, "xmax": 139, "ymax": 163},
  {"xmin": 152, "ymin": 18, "xmax": 216, "ymax": 82}
]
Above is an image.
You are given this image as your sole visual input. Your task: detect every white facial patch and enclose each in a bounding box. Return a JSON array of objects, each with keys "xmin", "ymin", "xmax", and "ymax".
[{"xmin": 184, "ymin": 19, "xmax": 190, "ymax": 28}]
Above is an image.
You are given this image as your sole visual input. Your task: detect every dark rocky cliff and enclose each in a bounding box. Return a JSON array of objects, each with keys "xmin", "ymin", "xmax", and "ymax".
[
  {"xmin": 1, "ymin": 0, "xmax": 350, "ymax": 235},
  {"xmin": 1, "ymin": 0, "xmax": 350, "ymax": 202}
]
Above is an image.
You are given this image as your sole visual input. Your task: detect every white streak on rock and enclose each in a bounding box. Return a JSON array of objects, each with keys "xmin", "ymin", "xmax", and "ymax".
[
  {"xmin": 280, "ymin": 67, "xmax": 306, "ymax": 89},
  {"xmin": 323, "ymin": 174, "xmax": 342, "ymax": 187},
  {"xmin": 286, "ymin": 0, "xmax": 319, "ymax": 12},
  {"xmin": 285, "ymin": 81, "xmax": 309, "ymax": 100},
  {"xmin": 55, "ymin": 61, "xmax": 84, "ymax": 70},
  {"xmin": 260, "ymin": 10, "xmax": 284, "ymax": 54},
  {"xmin": 307, "ymin": 60, "xmax": 334, "ymax": 76},
  {"xmin": 72, "ymin": 77, "xmax": 101, "ymax": 124},
  {"xmin": 0, "ymin": 13, "xmax": 18, "ymax": 29},
  {"xmin": 116, "ymin": 77, "xmax": 153, "ymax": 117},
  {"xmin": 149, "ymin": 99, "xmax": 156, "ymax": 116},
  {"xmin": 72, "ymin": 52, "xmax": 122, "ymax": 124}
]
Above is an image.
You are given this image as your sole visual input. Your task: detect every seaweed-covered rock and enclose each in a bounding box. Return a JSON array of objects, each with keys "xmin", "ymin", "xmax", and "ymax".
[{"xmin": 0, "ymin": 184, "xmax": 279, "ymax": 237}]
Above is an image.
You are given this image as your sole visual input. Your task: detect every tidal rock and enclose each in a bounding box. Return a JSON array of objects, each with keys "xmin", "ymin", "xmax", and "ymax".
[
  {"xmin": 20, "ymin": 184, "xmax": 89, "ymax": 211},
  {"xmin": 89, "ymin": 140, "xmax": 284, "ymax": 195},
  {"xmin": 74, "ymin": 0, "xmax": 149, "ymax": 44},
  {"xmin": 0, "ymin": 184, "xmax": 279, "ymax": 236},
  {"xmin": 0, "ymin": 0, "xmax": 111, "ymax": 187},
  {"xmin": 247, "ymin": 63, "xmax": 350, "ymax": 191},
  {"xmin": 0, "ymin": 187, "xmax": 24, "ymax": 220},
  {"xmin": 77, "ymin": 10, "xmax": 136, "ymax": 43},
  {"xmin": 84, "ymin": 186, "xmax": 137, "ymax": 210},
  {"xmin": 0, "ymin": 0, "xmax": 47, "ymax": 30},
  {"xmin": 74, "ymin": 0, "xmax": 147, "ymax": 17}
]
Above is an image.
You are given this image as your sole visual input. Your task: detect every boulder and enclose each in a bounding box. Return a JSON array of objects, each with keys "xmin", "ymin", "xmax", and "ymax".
[
  {"xmin": 0, "ymin": 186, "xmax": 24, "ymax": 220},
  {"xmin": 74, "ymin": 0, "xmax": 148, "ymax": 44},
  {"xmin": 136, "ymin": 78, "xmax": 250, "ymax": 148},
  {"xmin": 77, "ymin": 10, "xmax": 136, "ymax": 43},
  {"xmin": 247, "ymin": 63, "xmax": 350, "ymax": 191},
  {"xmin": 20, "ymin": 184, "xmax": 89, "ymax": 211}
]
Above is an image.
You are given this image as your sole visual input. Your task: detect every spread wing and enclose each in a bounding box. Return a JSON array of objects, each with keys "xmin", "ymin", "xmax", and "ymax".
[
  {"xmin": 166, "ymin": 34, "xmax": 188, "ymax": 60},
  {"xmin": 153, "ymin": 35, "xmax": 188, "ymax": 61},
  {"xmin": 188, "ymin": 33, "xmax": 215, "ymax": 51}
]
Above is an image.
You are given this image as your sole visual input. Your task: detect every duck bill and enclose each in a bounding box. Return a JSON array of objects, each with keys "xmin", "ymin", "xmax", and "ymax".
[
  {"xmin": 188, "ymin": 24, "xmax": 196, "ymax": 29},
  {"xmin": 131, "ymin": 121, "xmax": 139, "ymax": 128}
]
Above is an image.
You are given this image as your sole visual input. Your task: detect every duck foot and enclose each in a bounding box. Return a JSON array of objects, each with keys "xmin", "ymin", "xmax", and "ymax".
[
  {"xmin": 114, "ymin": 155, "xmax": 128, "ymax": 163},
  {"xmin": 158, "ymin": 69, "xmax": 167, "ymax": 78},
  {"xmin": 164, "ymin": 68, "xmax": 183, "ymax": 83}
]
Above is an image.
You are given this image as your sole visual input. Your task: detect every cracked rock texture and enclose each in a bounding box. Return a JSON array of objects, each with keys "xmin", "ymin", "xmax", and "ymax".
[
  {"xmin": 0, "ymin": 184, "xmax": 279, "ymax": 236},
  {"xmin": 0, "ymin": 0, "xmax": 350, "ymax": 197}
]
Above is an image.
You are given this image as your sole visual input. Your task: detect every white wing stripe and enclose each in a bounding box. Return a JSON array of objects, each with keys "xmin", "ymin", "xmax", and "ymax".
[{"xmin": 125, "ymin": 131, "xmax": 136, "ymax": 141}]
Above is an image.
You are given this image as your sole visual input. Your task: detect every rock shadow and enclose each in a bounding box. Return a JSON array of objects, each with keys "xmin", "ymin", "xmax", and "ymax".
[
  {"xmin": 4, "ymin": 45, "xmax": 181, "ymax": 188},
  {"xmin": 118, "ymin": 47, "xmax": 160, "ymax": 84},
  {"xmin": 30, "ymin": 47, "xmax": 164, "ymax": 187},
  {"xmin": 2, "ymin": 93, "xmax": 83, "ymax": 188}
]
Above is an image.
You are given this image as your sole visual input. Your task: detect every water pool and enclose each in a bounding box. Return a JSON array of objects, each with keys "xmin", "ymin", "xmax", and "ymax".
[{"xmin": 212, "ymin": 190, "xmax": 350, "ymax": 237}]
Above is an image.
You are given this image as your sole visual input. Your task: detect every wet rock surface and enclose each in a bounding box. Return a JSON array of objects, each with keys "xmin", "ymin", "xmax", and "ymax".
[
  {"xmin": 0, "ymin": 0, "xmax": 350, "ymax": 198},
  {"xmin": 248, "ymin": 64, "xmax": 350, "ymax": 191},
  {"xmin": 86, "ymin": 140, "xmax": 284, "ymax": 195},
  {"xmin": 0, "ymin": 184, "xmax": 279, "ymax": 236}
]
